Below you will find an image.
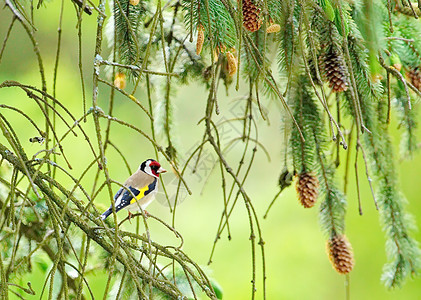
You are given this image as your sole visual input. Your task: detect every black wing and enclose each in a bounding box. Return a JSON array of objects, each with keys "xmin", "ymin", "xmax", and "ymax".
[
  {"xmin": 116, "ymin": 179, "xmax": 157, "ymax": 210},
  {"xmin": 114, "ymin": 186, "xmax": 141, "ymax": 211},
  {"xmin": 101, "ymin": 180, "xmax": 157, "ymax": 220}
]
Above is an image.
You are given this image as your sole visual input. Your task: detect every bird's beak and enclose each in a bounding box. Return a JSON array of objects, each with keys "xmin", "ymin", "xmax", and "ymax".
[{"xmin": 158, "ymin": 167, "xmax": 167, "ymax": 174}]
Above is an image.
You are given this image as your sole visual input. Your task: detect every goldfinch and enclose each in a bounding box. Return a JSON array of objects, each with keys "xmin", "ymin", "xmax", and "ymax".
[{"xmin": 101, "ymin": 159, "xmax": 167, "ymax": 220}]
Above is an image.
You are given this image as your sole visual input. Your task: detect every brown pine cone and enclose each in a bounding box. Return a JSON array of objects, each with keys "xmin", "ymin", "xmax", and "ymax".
[
  {"xmin": 296, "ymin": 172, "xmax": 319, "ymax": 208},
  {"xmin": 322, "ymin": 49, "xmax": 349, "ymax": 93},
  {"xmin": 242, "ymin": 0, "xmax": 262, "ymax": 32},
  {"xmin": 327, "ymin": 234, "xmax": 354, "ymax": 274}
]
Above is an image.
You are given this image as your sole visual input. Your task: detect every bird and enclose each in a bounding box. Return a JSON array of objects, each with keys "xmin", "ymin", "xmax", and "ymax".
[{"xmin": 101, "ymin": 159, "xmax": 167, "ymax": 220}]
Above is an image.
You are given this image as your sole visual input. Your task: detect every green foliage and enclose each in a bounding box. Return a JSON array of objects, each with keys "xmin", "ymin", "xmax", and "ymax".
[
  {"xmin": 313, "ymin": 130, "xmax": 347, "ymax": 239},
  {"xmin": 182, "ymin": 0, "xmax": 236, "ymax": 52},
  {"xmin": 319, "ymin": 0, "xmax": 335, "ymax": 22},
  {"xmin": 241, "ymin": 30, "xmax": 269, "ymax": 82},
  {"xmin": 276, "ymin": 0, "xmax": 299, "ymax": 74},
  {"xmin": 386, "ymin": 11, "xmax": 421, "ymax": 67},
  {"xmin": 311, "ymin": 6, "xmax": 344, "ymax": 56},
  {"xmin": 343, "ymin": 14, "xmax": 420, "ymax": 288},
  {"xmin": 290, "ymin": 75, "xmax": 322, "ymax": 173},
  {"xmin": 394, "ymin": 87, "xmax": 418, "ymax": 159},
  {"xmin": 112, "ymin": 0, "xmax": 147, "ymax": 77},
  {"xmin": 332, "ymin": 3, "xmax": 349, "ymax": 37},
  {"xmin": 290, "ymin": 75, "xmax": 347, "ymax": 238}
]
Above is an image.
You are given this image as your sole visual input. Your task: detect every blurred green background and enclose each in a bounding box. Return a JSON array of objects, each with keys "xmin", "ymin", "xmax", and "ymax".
[{"xmin": 1, "ymin": 2, "xmax": 421, "ymax": 299}]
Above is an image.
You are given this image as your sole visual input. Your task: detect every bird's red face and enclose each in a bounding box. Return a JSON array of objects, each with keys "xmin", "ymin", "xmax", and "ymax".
[{"xmin": 149, "ymin": 160, "xmax": 167, "ymax": 177}]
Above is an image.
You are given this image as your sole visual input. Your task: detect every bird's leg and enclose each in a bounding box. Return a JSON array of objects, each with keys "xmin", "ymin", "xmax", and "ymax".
[{"xmin": 128, "ymin": 212, "xmax": 133, "ymax": 223}]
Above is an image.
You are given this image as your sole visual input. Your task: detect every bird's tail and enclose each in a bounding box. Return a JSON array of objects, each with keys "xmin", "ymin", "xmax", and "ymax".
[{"xmin": 101, "ymin": 207, "xmax": 113, "ymax": 220}]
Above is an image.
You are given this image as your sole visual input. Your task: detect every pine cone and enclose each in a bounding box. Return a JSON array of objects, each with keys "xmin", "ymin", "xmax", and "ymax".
[
  {"xmin": 323, "ymin": 49, "xmax": 349, "ymax": 93},
  {"xmin": 327, "ymin": 234, "xmax": 354, "ymax": 274},
  {"xmin": 296, "ymin": 172, "xmax": 319, "ymax": 208},
  {"xmin": 407, "ymin": 67, "xmax": 421, "ymax": 91},
  {"xmin": 242, "ymin": 0, "xmax": 262, "ymax": 32}
]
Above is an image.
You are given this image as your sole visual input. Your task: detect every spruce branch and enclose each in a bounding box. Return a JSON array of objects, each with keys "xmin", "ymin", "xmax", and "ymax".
[
  {"xmin": 298, "ymin": 4, "xmax": 347, "ymax": 148},
  {"xmin": 344, "ymin": 27, "xmax": 421, "ymax": 288},
  {"xmin": 314, "ymin": 130, "xmax": 347, "ymax": 238}
]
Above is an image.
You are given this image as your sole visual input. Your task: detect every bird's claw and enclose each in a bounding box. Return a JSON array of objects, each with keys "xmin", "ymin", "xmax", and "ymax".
[{"xmin": 127, "ymin": 210, "xmax": 149, "ymax": 223}]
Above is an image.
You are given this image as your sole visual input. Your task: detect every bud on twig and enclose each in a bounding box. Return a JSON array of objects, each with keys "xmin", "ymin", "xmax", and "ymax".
[
  {"xmin": 114, "ymin": 72, "xmax": 126, "ymax": 89},
  {"xmin": 196, "ymin": 24, "xmax": 205, "ymax": 55},
  {"xmin": 226, "ymin": 51, "xmax": 238, "ymax": 76}
]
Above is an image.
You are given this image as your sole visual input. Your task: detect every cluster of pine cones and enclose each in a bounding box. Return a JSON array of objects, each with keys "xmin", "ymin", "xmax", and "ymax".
[{"xmin": 295, "ymin": 171, "xmax": 354, "ymax": 275}]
